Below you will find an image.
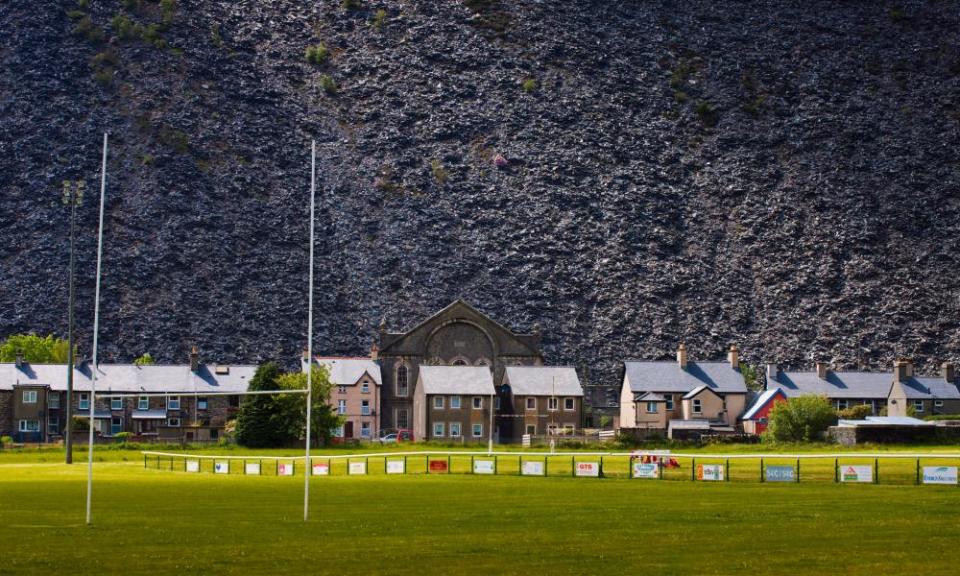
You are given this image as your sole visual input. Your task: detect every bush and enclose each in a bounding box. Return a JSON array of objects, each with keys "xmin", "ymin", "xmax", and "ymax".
[
  {"xmin": 305, "ymin": 43, "xmax": 328, "ymax": 65},
  {"xmin": 0, "ymin": 334, "xmax": 70, "ymax": 363},
  {"xmin": 133, "ymin": 353, "xmax": 155, "ymax": 366},
  {"xmin": 764, "ymin": 394, "xmax": 837, "ymax": 442},
  {"xmin": 372, "ymin": 9, "xmax": 387, "ymax": 29},
  {"xmin": 522, "ymin": 78, "xmax": 537, "ymax": 93},
  {"xmin": 342, "ymin": 0, "xmax": 362, "ymax": 10},
  {"xmin": 0, "ymin": 436, "xmax": 13, "ymax": 448},
  {"xmin": 74, "ymin": 15, "xmax": 104, "ymax": 44},
  {"xmin": 695, "ymin": 100, "xmax": 719, "ymax": 127},
  {"xmin": 114, "ymin": 432, "xmax": 132, "ymax": 443},
  {"xmin": 837, "ymin": 404, "xmax": 873, "ymax": 420},
  {"xmin": 320, "ymin": 75, "xmax": 338, "ymax": 95},
  {"xmin": 431, "ymin": 159, "xmax": 448, "ymax": 184}
]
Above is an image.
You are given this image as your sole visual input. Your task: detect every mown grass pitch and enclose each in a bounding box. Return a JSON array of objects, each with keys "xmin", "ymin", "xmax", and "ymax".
[{"xmin": 2, "ymin": 451, "xmax": 960, "ymax": 575}]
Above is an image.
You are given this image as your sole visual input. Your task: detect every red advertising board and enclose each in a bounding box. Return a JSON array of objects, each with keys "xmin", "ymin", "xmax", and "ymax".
[{"xmin": 429, "ymin": 459, "xmax": 449, "ymax": 472}]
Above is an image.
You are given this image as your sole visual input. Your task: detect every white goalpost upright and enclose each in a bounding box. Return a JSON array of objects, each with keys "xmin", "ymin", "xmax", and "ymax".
[{"xmin": 303, "ymin": 140, "xmax": 316, "ymax": 522}]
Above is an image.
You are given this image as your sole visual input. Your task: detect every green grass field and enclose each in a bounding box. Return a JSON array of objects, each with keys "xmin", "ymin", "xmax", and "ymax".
[{"xmin": 2, "ymin": 447, "xmax": 960, "ymax": 575}]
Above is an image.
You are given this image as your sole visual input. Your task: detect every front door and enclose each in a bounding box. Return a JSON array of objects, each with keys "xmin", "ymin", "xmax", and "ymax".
[{"xmin": 344, "ymin": 421, "xmax": 354, "ymax": 438}]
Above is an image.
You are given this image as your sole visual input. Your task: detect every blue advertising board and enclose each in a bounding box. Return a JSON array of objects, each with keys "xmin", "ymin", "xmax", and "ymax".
[{"xmin": 766, "ymin": 465, "xmax": 795, "ymax": 482}]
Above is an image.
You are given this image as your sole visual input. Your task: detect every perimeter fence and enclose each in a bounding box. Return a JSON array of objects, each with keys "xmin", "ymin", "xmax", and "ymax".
[{"xmin": 141, "ymin": 450, "xmax": 960, "ymax": 486}]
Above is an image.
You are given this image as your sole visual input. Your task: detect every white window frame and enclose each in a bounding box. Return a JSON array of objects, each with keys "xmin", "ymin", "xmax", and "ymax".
[
  {"xmin": 361, "ymin": 382, "xmax": 370, "ymax": 394},
  {"xmin": 48, "ymin": 392, "xmax": 60, "ymax": 409},
  {"xmin": 525, "ymin": 397, "xmax": 536, "ymax": 411},
  {"xmin": 450, "ymin": 395, "xmax": 461, "ymax": 409},
  {"xmin": 138, "ymin": 396, "xmax": 149, "ymax": 411},
  {"xmin": 563, "ymin": 424, "xmax": 575, "ymax": 434},
  {"xmin": 564, "ymin": 397, "xmax": 575, "ymax": 411},
  {"xmin": 22, "ymin": 390, "xmax": 38, "ymax": 404},
  {"xmin": 836, "ymin": 399, "xmax": 848, "ymax": 410},
  {"xmin": 47, "ymin": 416, "xmax": 60, "ymax": 434},
  {"xmin": 338, "ymin": 400, "xmax": 347, "ymax": 415},
  {"xmin": 525, "ymin": 424, "xmax": 536, "ymax": 435},
  {"xmin": 167, "ymin": 396, "xmax": 181, "ymax": 410},
  {"xmin": 472, "ymin": 423, "xmax": 483, "ymax": 438},
  {"xmin": 198, "ymin": 397, "xmax": 208, "ymax": 410},
  {"xmin": 913, "ymin": 400, "xmax": 924, "ymax": 413},
  {"xmin": 361, "ymin": 400, "xmax": 370, "ymax": 416},
  {"xmin": 547, "ymin": 423, "xmax": 559, "ymax": 436},
  {"xmin": 338, "ymin": 385, "xmax": 347, "ymax": 395},
  {"xmin": 934, "ymin": 400, "xmax": 944, "ymax": 408},
  {"xmin": 111, "ymin": 416, "xmax": 123, "ymax": 435},
  {"xmin": 78, "ymin": 393, "xmax": 90, "ymax": 410},
  {"xmin": 395, "ymin": 408, "xmax": 409, "ymax": 430},
  {"xmin": 433, "ymin": 422, "xmax": 445, "ymax": 438},
  {"xmin": 396, "ymin": 364, "xmax": 409, "ymax": 397},
  {"xmin": 665, "ymin": 395, "xmax": 674, "ymax": 410},
  {"xmin": 19, "ymin": 419, "xmax": 40, "ymax": 433},
  {"xmin": 449, "ymin": 422, "xmax": 461, "ymax": 437},
  {"xmin": 111, "ymin": 397, "xmax": 123, "ymax": 411},
  {"xmin": 646, "ymin": 402, "xmax": 658, "ymax": 414},
  {"xmin": 547, "ymin": 397, "xmax": 558, "ymax": 411},
  {"xmin": 167, "ymin": 417, "xmax": 181, "ymax": 427},
  {"xmin": 693, "ymin": 398, "xmax": 702, "ymax": 414},
  {"xmin": 360, "ymin": 422, "xmax": 371, "ymax": 438},
  {"xmin": 472, "ymin": 396, "xmax": 483, "ymax": 410},
  {"xmin": 434, "ymin": 396, "xmax": 444, "ymax": 410}
]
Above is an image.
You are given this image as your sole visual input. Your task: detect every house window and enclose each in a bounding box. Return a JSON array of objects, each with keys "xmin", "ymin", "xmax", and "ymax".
[
  {"xmin": 564, "ymin": 397, "xmax": 575, "ymax": 411},
  {"xmin": 472, "ymin": 396, "xmax": 483, "ymax": 410},
  {"xmin": 693, "ymin": 399, "xmax": 702, "ymax": 414},
  {"xmin": 48, "ymin": 393, "xmax": 60, "ymax": 409},
  {"xmin": 78, "ymin": 393, "xmax": 90, "ymax": 410},
  {"xmin": 934, "ymin": 400, "xmax": 944, "ymax": 408},
  {"xmin": 722, "ymin": 398, "xmax": 727, "ymax": 411},
  {"xmin": 198, "ymin": 398, "xmax": 208, "ymax": 410},
  {"xmin": 48, "ymin": 417, "xmax": 59, "ymax": 434},
  {"xmin": 361, "ymin": 400, "xmax": 370, "ymax": 416},
  {"xmin": 111, "ymin": 397, "xmax": 123, "ymax": 411},
  {"xmin": 564, "ymin": 424, "xmax": 575, "ymax": 434},
  {"xmin": 494, "ymin": 397, "xmax": 500, "ymax": 410},
  {"xmin": 138, "ymin": 396, "xmax": 149, "ymax": 410},
  {"xmin": 111, "ymin": 417, "xmax": 123, "ymax": 435},
  {"xmin": 167, "ymin": 396, "xmax": 180, "ymax": 410},
  {"xmin": 19, "ymin": 420, "xmax": 40, "ymax": 433},
  {"xmin": 434, "ymin": 396, "xmax": 444, "ymax": 410},
  {"xmin": 525, "ymin": 424, "xmax": 536, "ymax": 435},
  {"xmin": 646, "ymin": 402, "xmax": 658, "ymax": 414},
  {"xmin": 396, "ymin": 409, "xmax": 409, "ymax": 429},
  {"xmin": 229, "ymin": 395, "xmax": 240, "ymax": 408},
  {"xmin": 450, "ymin": 422, "xmax": 461, "ymax": 437},
  {"xmin": 361, "ymin": 382, "xmax": 370, "ymax": 394},
  {"xmin": 547, "ymin": 397, "xmax": 558, "ymax": 411},
  {"xmin": 22, "ymin": 390, "xmax": 37, "ymax": 404},
  {"xmin": 338, "ymin": 385, "xmax": 347, "ymax": 395},
  {"xmin": 167, "ymin": 418, "xmax": 181, "ymax": 427},
  {"xmin": 914, "ymin": 400, "xmax": 924, "ymax": 413},
  {"xmin": 338, "ymin": 400, "xmax": 347, "ymax": 415},
  {"xmin": 526, "ymin": 397, "xmax": 536, "ymax": 411},
  {"xmin": 665, "ymin": 395, "xmax": 674, "ymax": 410},
  {"xmin": 361, "ymin": 422, "xmax": 371, "ymax": 438},
  {"xmin": 396, "ymin": 365, "xmax": 409, "ymax": 397},
  {"xmin": 472, "ymin": 423, "xmax": 483, "ymax": 437},
  {"xmin": 450, "ymin": 396, "xmax": 461, "ymax": 409},
  {"xmin": 547, "ymin": 424, "xmax": 558, "ymax": 436},
  {"xmin": 433, "ymin": 422, "xmax": 445, "ymax": 438},
  {"xmin": 836, "ymin": 399, "xmax": 848, "ymax": 410}
]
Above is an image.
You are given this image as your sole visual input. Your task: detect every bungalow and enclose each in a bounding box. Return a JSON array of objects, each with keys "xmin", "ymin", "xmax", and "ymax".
[
  {"xmin": 498, "ymin": 366, "xmax": 583, "ymax": 442},
  {"xmin": 618, "ymin": 344, "xmax": 749, "ymax": 436},
  {"xmin": 413, "ymin": 365, "xmax": 496, "ymax": 443},
  {"xmin": 887, "ymin": 361, "xmax": 960, "ymax": 417},
  {"xmin": 310, "ymin": 356, "xmax": 382, "ymax": 441}
]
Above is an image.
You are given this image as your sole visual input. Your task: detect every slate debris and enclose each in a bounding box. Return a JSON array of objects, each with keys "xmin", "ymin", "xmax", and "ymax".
[{"xmin": 0, "ymin": 1, "xmax": 958, "ymax": 392}]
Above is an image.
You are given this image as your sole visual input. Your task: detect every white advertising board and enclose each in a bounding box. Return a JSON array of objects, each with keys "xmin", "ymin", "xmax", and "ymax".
[
  {"xmin": 631, "ymin": 462, "xmax": 660, "ymax": 479},
  {"xmin": 278, "ymin": 462, "xmax": 295, "ymax": 476},
  {"xmin": 522, "ymin": 460, "xmax": 545, "ymax": 476},
  {"xmin": 245, "ymin": 462, "xmax": 261, "ymax": 476},
  {"xmin": 840, "ymin": 465, "xmax": 873, "ymax": 483},
  {"xmin": 185, "ymin": 460, "xmax": 200, "ymax": 473},
  {"xmin": 349, "ymin": 461, "xmax": 367, "ymax": 475},
  {"xmin": 473, "ymin": 460, "xmax": 496, "ymax": 475},
  {"xmin": 575, "ymin": 462, "xmax": 600, "ymax": 477},
  {"xmin": 923, "ymin": 466, "xmax": 959, "ymax": 485},
  {"xmin": 697, "ymin": 464, "xmax": 724, "ymax": 481},
  {"xmin": 312, "ymin": 463, "xmax": 330, "ymax": 476},
  {"xmin": 386, "ymin": 460, "xmax": 405, "ymax": 474},
  {"xmin": 521, "ymin": 434, "xmax": 531, "ymax": 448},
  {"xmin": 214, "ymin": 461, "xmax": 229, "ymax": 474}
]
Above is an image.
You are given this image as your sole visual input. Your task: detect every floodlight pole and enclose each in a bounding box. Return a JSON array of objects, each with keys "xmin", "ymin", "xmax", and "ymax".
[
  {"xmin": 303, "ymin": 140, "xmax": 316, "ymax": 522},
  {"xmin": 86, "ymin": 132, "xmax": 108, "ymax": 526}
]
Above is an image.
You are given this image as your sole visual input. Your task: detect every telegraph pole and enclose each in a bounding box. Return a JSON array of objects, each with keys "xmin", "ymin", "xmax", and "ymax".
[{"xmin": 62, "ymin": 180, "xmax": 85, "ymax": 464}]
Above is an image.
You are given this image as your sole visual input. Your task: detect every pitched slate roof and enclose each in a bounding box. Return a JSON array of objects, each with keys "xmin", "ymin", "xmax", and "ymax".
[
  {"xmin": 898, "ymin": 377, "xmax": 960, "ymax": 400},
  {"xmin": 503, "ymin": 366, "xmax": 582, "ymax": 396},
  {"xmin": 742, "ymin": 388, "xmax": 787, "ymax": 420},
  {"xmin": 623, "ymin": 361, "xmax": 747, "ymax": 395},
  {"xmin": 313, "ymin": 357, "xmax": 382, "ymax": 387},
  {"xmin": 0, "ymin": 362, "xmax": 256, "ymax": 394},
  {"xmin": 769, "ymin": 371, "xmax": 892, "ymax": 399},
  {"xmin": 418, "ymin": 365, "xmax": 495, "ymax": 395}
]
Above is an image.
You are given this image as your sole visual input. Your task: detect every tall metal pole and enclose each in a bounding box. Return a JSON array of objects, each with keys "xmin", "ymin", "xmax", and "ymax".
[
  {"xmin": 303, "ymin": 140, "xmax": 316, "ymax": 522},
  {"xmin": 64, "ymin": 180, "xmax": 83, "ymax": 464},
  {"xmin": 86, "ymin": 133, "xmax": 108, "ymax": 526}
]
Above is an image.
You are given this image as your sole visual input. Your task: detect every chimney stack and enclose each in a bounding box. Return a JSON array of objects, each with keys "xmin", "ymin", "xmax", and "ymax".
[
  {"xmin": 189, "ymin": 346, "xmax": 199, "ymax": 373},
  {"xmin": 766, "ymin": 363, "xmax": 779, "ymax": 387},
  {"xmin": 815, "ymin": 362, "xmax": 829, "ymax": 380},
  {"xmin": 943, "ymin": 362, "xmax": 956, "ymax": 383},
  {"xmin": 728, "ymin": 344, "xmax": 739, "ymax": 369},
  {"xmin": 677, "ymin": 343, "xmax": 688, "ymax": 370},
  {"xmin": 894, "ymin": 358, "xmax": 913, "ymax": 382},
  {"xmin": 370, "ymin": 343, "xmax": 379, "ymax": 360},
  {"xmin": 15, "ymin": 350, "xmax": 23, "ymax": 368}
]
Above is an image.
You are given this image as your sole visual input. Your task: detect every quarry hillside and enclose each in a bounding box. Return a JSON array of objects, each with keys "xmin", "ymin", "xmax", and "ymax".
[{"xmin": 1, "ymin": 0, "xmax": 959, "ymax": 388}]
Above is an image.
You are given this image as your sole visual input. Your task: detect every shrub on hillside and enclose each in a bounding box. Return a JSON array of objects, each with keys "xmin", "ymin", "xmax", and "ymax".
[
  {"xmin": 763, "ymin": 394, "xmax": 837, "ymax": 442},
  {"xmin": 837, "ymin": 404, "xmax": 873, "ymax": 420},
  {"xmin": 305, "ymin": 43, "xmax": 328, "ymax": 65}
]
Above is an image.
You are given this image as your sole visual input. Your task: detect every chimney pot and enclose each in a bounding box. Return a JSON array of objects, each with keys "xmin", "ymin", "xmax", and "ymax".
[
  {"xmin": 815, "ymin": 362, "xmax": 829, "ymax": 380},
  {"xmin": 766, "ymin": 363, "xmax": 779, "ymax": 386},
  {"xmin": 728, "ymin": 344, "xmax": 739, "ymax": 369},
  {"xmin": 370, "ymin": 343, "xmax": 380, "ymax": 360},
  {"xmin": 677, "ymin": 343, "xmax": 688, "ymax": 370},
  {"xmin": 943, "ymin": 362, "xmax": 956, "ymax": 383}
]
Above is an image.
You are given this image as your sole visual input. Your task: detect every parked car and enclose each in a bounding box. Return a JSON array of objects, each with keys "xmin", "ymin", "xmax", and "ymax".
[{"xmin": 379, "ymin": 429, "xmax": 413, "ymax": 444}]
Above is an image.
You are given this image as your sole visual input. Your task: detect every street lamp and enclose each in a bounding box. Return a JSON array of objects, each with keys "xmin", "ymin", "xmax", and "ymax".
[{"xmin": 62, "ymin": 179, "xmax": 84, "ymax": 464}]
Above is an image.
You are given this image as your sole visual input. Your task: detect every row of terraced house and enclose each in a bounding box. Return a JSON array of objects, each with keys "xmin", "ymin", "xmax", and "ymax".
[{"xmin": 3, "ymin": 300, "xmax": 958, "ymax": 443}]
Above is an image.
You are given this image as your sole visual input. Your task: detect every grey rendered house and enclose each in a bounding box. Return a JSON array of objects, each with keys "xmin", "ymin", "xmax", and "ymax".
[
  {"xmin": 413, "ymin": 365, "xmax": 496, "ymax": 443},
  {"xmin": 498, "ymin": 366, "xmax": 584, "ymax": 441}
]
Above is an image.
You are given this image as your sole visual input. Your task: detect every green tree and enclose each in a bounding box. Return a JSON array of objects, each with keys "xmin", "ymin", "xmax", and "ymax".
[
  {"xmin": 234, "ymin": 362, "xmax": 284, "ymax": 448},
  {"xmin": 764, "ymin": 394, "xmax": 837, "ymax": 442},
  {"xmin": 0, "ymin": 334, "xmax": 70, "ymax": 363},
  {"xmin": 133, "ymin": 353, "xmax": 155, "ymax": 366},
  {"xmin": 272, "ymin": 367, "xmax": 341, "ymax": 445},
  {"xmin": 740, "ymin": 362, "xmax": 761, "ymax": 391}
]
